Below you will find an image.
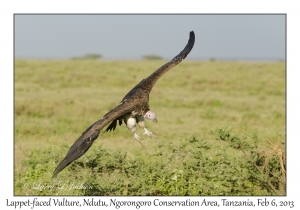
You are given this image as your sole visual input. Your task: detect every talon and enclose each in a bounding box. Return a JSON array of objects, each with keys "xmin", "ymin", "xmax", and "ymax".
[
  {"xmin": 134, "ymin": 133, "xmax": 141, "ymax": 141},
  {"xmin": 134, "ymin": 133, "xmax": 144, "ymax": 146},
  {"xmin": 143, "ymin": 128, "xmax": 157, "ymax": 138}
]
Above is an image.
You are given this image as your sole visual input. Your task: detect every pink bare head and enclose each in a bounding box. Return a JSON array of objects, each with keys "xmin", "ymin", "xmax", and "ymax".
[{"xmin": 144, "ymin": 110, "xmax": 157, "ymax": 123}]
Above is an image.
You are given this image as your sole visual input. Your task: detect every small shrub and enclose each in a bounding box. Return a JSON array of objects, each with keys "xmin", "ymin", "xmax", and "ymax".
[
  {"xmin": 14, "ymin": 132, "xmax": 285, "ymax": 195},
  {"xmin": 142, "ymin": 55, "xmax": 163, "ymax": 60}
]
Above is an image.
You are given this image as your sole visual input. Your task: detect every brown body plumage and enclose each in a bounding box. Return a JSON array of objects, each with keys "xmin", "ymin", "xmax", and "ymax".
[{"xmin": 52, "ymin": 31, "xmax": 195, "ymax": 177}]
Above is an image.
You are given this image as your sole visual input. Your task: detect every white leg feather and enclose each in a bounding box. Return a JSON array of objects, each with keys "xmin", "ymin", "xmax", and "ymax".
[{"xmin": 126, "ymin": 117, "xmax": 143, "ymax": 146}]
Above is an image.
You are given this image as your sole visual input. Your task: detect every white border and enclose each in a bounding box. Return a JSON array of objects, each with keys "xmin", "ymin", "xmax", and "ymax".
[{"xmin": 2, "ymin": 0, "xmax": 299, "ymax": 209}]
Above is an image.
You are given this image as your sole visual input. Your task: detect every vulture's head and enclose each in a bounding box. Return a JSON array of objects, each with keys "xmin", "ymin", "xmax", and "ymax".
[{"xmin": 144, "ymin": 111, "xmax": 157, "ymax": 123}]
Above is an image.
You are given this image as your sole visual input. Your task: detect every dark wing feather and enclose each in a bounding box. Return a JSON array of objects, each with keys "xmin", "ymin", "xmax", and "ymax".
[
  {"xmin": 105, "ymin": 115, "xmax": 127, "ymax": 132},
  {"xmin": 52, "ymin": 102, "xmax": 135, "ymax": 178},
  {"xmin": 105, "ymin": 114, "xmax": 127, "ymax": 132},
  {"xmin": 105, "ymin": 119, "xmax": 118, "ymax": 132},
  {"xmin": 122, "ymin": 31, "xmax": 195, "ymax": 99},
  {"xmin": 105, "ymin": 118, "xmax": 120, "ymax": 132}
]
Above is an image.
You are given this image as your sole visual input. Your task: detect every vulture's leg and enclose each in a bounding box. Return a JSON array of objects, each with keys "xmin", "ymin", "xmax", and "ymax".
[
  {"xmin": 126, "ymin": 117, "xmax": 144, "ymax": 146},
  {"xmin": 137, "ymin": 115, "xmax": 157, "ymax": 138}
]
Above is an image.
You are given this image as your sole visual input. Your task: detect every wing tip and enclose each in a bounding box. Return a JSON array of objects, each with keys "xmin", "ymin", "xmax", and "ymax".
[
  {"xmin": 52, "ymin": 172, "xmax": 58, "ymax": 178},
  {"xmin": 189, "ymin": 30, "xmax": 195, "ymax": 44},
  {"xmin": 179, "ymin": 30, "xmax": 195, "ymax": 60},
  {"xmin": 52, "ymin": 169, "xmax": 60, "ymax": 178},
  {"xmin": 52, "ymin": 160, "xmax": 65, "ymax": 178}
]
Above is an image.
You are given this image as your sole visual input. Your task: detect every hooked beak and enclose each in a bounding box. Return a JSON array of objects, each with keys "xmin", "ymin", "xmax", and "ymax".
[{"xmin": 153, "ymin": 118, "xmax": 158, "ymax": 123}]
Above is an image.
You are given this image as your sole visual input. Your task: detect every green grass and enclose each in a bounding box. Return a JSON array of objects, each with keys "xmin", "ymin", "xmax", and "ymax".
[{"xmin": 14, "ymin": 60, "xmax": 286, "ymax": 195}]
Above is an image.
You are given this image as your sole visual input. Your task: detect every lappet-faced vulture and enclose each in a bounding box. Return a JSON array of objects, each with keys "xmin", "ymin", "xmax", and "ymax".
[{"xmin": 53, "ymin": 31, "xmax": 195, "ymax": 177}]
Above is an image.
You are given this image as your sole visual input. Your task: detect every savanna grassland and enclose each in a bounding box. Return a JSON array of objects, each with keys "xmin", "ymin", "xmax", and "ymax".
[{"xmin": 14, "ymin": 60, "xmax": 286, "ymax": 195}]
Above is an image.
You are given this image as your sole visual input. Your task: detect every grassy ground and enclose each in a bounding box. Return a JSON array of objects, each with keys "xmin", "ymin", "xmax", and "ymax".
[{"xmin": 14, "ymin": 60, "xmax": 286, "ymax": 195}]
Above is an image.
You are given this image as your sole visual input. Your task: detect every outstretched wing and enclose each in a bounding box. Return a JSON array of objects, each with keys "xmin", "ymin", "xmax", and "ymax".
[
  {"xmin": 106, "ymin": 31, "xmax": 195, "ymax": 133},
  {"xmin": 52, "ymin": 101, "xmax": 135, "ymax": 178},
  {"xmin": 123, "ymin": 31, "xmax": 195, "ymax": 98}
]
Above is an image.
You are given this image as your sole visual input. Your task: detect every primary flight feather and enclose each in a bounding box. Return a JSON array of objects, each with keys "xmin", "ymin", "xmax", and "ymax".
[{"xmin": 53, "ymin": 31, "xmax": 195, "ymax": 177}]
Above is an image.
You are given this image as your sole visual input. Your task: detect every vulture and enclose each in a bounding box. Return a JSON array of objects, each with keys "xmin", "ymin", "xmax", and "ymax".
[{"xmin": 52, "ymin": 31, "xmax": 195, "ymax": 177}]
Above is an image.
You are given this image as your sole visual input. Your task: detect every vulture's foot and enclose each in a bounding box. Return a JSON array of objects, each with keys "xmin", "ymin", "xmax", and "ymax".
[
  {"xmin": 134, "ymin": 132, "xmax": 144, "ymax": 146},
  {"xmin": 143, "ymin": 128, "xmax": 157, "ymax": 138},
  {"xmin": 134, "ymin": 132, "xmax": 141, "ymax": 141}
]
